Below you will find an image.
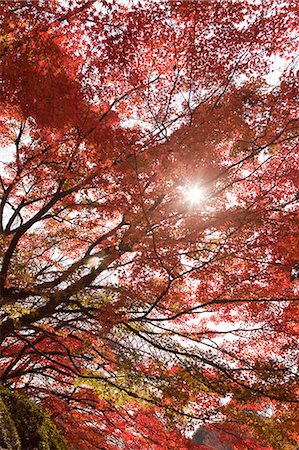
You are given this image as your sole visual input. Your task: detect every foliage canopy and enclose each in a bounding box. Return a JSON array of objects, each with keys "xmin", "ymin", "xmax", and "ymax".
[{"xmin": 0, "ymin": 1, "xmax": 299, "ymax": 448}]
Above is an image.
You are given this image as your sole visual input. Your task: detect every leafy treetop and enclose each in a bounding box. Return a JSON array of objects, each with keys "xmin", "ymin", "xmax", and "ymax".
[{"xmin": 0, "ymin": 1, "xmax": 299, "ymax": 449}]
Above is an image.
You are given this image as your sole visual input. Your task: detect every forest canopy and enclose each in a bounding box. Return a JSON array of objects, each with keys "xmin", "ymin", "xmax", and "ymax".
[{"xmin": 0, "ymin": 1, "xmax": 299, "ymax": 449}]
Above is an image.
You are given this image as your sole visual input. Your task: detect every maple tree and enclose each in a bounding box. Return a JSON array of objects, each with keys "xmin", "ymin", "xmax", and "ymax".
[{"xmin": 0, "ymin": 1, "xmax": 299, "ymax": 449}]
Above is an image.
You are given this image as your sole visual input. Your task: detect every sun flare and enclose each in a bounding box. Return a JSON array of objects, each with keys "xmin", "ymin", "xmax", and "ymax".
[{"xmin": 185, "ymin": 185, "xmax": 205, "ymax": 205}]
